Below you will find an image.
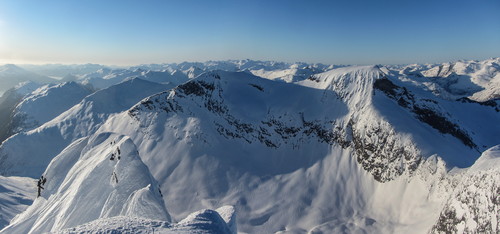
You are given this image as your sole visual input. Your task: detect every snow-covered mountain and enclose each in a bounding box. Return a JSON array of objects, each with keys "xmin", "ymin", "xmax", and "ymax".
[
  {"xmin": 0, "ymin": 64, "xmax": 55, "ymax": 96},
  {"xmin": 0, "ymin": 78, "xmax": 174, "ymax": 178},
  {"xmin": 0, "ymin": 82, "xmax": 42, "ymax": 143},
  {"xmin": 18, "ymin": 63, "xmax": 110, "ymax": 79},
  {"xmin": 11, "ymin": 82, "xmax": 92, "ymax": 134},
  {"xmin": 92, "ymin": 67, "xmax": 497, "ymax": 232},
  {"xmin": 394, "ymin": 58, "xmax": 500, "ymax": 102},
  {"xmin": 132, "ymin": 59, "xmax": 332, "ymax": 83},
  {"xmin": 0, "ymin": 58, "xmax": 498, "ymax": 233}
]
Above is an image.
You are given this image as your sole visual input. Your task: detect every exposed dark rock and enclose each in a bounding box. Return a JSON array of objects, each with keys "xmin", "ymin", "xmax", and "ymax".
[
  {"xmin": 373, "ymin": 78, "xmax": 399, "ymax": 98},
  {"xmin": 306, "ymin": 75, "xmax": 320, "ymax": 82},
  {"xmin": 374, "ymin": 77, "xmax": 476, "ymax": 149},
  {"xmin": 350, "ymin": 120, "xmax": 421, "ymax": 182},
  {"xmin": 130, "ymin": 75, "xmax": 424, "ymax": 182},
  {"xmin": 177, "ymin": 80, "xmax": 214, "ymax": 96},
  {"xmin": 249, "ymin": 84, "xmax": 264, "ymax": 92},
  {"xmin": 413, "ymin": 107, "xmax": 476, "ymax": 148},
  {"xmin": 0, "ymin": 89, "xmax": 24, "ymax": 144},
  {"xmin": 456, "ymin": 97, "xmax": 499, "ymax": 112}
]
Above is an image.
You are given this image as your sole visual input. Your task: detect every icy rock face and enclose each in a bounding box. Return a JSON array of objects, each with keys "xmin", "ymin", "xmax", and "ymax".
[
  {"xmin": 431, "ymin": 145, "xmax": 500, "ymax": 234},
  {"xmin": 1, "ymin": 132, "xmax": 169, "ymax": 234}
]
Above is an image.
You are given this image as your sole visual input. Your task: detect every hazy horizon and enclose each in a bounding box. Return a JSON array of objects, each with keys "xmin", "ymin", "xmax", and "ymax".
[{"xmin": 2, "ymin": 56, "xmax": 500, "ymax": 68}]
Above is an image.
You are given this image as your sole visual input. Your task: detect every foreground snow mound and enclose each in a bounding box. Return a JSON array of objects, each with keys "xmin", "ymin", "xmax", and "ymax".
[
  {"xmin": 56, "ymin": 206, "xmax": 236, "ymax": 234},
  {"xmin": 0, "ymin": 176, "xmax": 36, "ymax": 229},
  {"xmin": 0, "ymin": 78, "xmax": 171, "ymax": 178},
  {"xmin": 0, "ymin": 132, "xmax": 169, "ymax": 233},
  {"xmin": 431, "ymin": 145, "xmax": 500, "ymax": 233}
]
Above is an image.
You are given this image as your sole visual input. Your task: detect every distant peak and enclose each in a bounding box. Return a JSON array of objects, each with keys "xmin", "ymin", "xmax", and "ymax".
[{"xmin": 0, "ymin": 64, "xmax": 24, "ymax": 72}]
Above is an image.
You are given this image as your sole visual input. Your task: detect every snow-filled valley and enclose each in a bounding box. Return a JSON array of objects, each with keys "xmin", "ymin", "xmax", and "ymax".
[{"xmin": 0, "ymin": 59, "xmax": 498, "ymax": 233}]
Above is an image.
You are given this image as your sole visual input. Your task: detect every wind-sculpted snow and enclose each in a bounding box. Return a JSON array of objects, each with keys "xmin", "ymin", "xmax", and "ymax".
[
  {"xmin": 0, "ymin": 78, "xmax": 172, "ymax": 178},
  {"xmin": 0, "ymin": 132, "xmax": 170, "ymax": 233},
  {"xmin": 55, "ymin": 206, "xmax": 236, "ymax": 234}
]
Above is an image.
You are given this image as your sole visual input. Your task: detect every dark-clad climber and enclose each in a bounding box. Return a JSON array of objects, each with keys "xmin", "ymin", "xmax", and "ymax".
[{"xmin": 37, "ymin": 176, "xmax": 45, "ymax": 197}]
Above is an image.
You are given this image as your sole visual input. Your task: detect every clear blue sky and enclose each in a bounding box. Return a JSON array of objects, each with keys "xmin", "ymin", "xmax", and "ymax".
[{"xmin": 0, "ymin": 0, "xmax": 499, "ymax": 65}]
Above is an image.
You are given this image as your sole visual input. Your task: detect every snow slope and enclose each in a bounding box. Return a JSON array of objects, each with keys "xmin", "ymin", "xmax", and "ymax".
[
  {"xmin": 1, "ymin": 132, "xmax": 170, "ymax": 233},
  {"xmin": 0, "ymin": 78, "xmax": 172, "ymax": 178},
  {"xmin": 0, "ymin": 82, "xmax": 42, "ymax": 143},
  {"xmin": 11, "ymin": 82, "xmax": 92, "ymax": 133},
  {"xmin": 0, "ymin": 176, "xmax": 35, "ymax": 229}
]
